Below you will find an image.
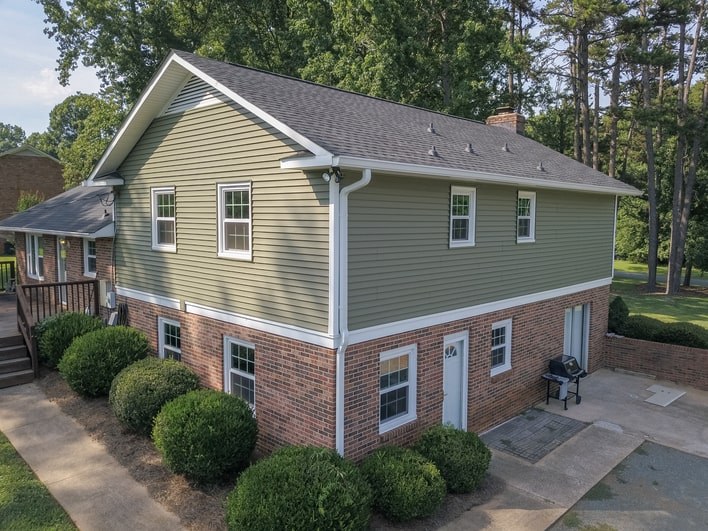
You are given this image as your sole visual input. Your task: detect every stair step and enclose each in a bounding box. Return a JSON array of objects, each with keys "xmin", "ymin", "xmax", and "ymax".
[
  {"xmin": 0, "ymin": 357, "xmax": 31, "ymax": 374},
  {"xmin": 0, "ymin": 344, "xmax": 27, "ymax": 360},
  {"xmin": 0, "ymin": 369, "xmax": 34, "ymax": 389},
  {"xmin": 0, "ymin": 335, "xmax": 24, "ymax": 348}
]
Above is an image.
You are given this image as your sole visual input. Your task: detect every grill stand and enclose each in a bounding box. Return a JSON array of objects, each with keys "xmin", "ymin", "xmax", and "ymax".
[{"xmin": 542, "ymin": 373, "xmax": 581, "ymax": 410}]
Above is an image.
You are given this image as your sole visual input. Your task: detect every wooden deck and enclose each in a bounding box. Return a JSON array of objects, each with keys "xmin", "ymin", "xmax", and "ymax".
[{"xmin": 0, "ymin": 293, "xmax": 17, "ymax": 338}]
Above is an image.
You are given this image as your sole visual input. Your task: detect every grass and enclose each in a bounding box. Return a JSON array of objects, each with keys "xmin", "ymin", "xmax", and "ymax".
[
  {"xmin": 0, "ymin": 430, "xmax": 76, "ymax": 530},
  {"xmin": 614, "ymin": 259, "xmax": 706, "ymax": 279}
]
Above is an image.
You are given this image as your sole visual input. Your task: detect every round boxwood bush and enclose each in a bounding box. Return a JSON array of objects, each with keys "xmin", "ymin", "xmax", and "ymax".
[
  {"xmin": 58, "ymin": 326, "xmax": 149, "ymax": 397},
  {"xmin": 608, "ymin": 296, "xmax": 629, "ymax": 333},
  {"xmin": 37, "ymin": 312, "xmax": 105, "ymax": 367},
  {"xmin": 415, "ymin": 425, "xmax": 491, "ymax": 493},
  {"xmin": 618, "ymin": 315, "xmax": 664, "ymax": 341},
  {"xmin": 109, "ymin": 357, "xmax": 200, "ymax": 435},
  {"xmin": 226, "ymin": 446, "xmax": 372, "ymax": 531},
  {"xmin": 360, "ymin": 446, "xmax": 445, "ymax": 522},
  {"xmin": 152, "ymin": 389, "xmax": 257, "ymax": 483},
  {"xmin": 652, "ymin": 322, "xmax": 708, "ymax": 349}
]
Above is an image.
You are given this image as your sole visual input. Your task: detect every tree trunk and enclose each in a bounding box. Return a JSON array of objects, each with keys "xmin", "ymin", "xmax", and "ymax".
[
  {"xmin": 683, "ymin": 258, "xmax": 692, "ymax": 287},
  {"xmin": 593, "ymin": 80, "xmax": 600, "ymax": 170},
  {"xmin": 608, "ymin": 55, "xmax": 621, "ymax": 179},
  {"xmin": 578, "ymin": 30, "xmax": 592, "ymax": 166},
  {"xmin": 571, "ymin": 46, "xmax": 582, "ymax": 162}
]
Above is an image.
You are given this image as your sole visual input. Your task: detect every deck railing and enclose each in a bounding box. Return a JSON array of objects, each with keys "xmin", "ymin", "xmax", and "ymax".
[
  {"xmin": 0, "ymin": 261, "xmax": 14, "ymax": 292},
  {"xmin": 17, "ymin": 279, "xmax": 100, "ymax": 377}
]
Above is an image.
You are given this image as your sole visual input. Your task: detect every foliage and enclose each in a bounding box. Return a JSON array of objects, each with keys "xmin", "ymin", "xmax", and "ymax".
[
  {"xmin": 36, "ymin": 312, "xmax": 105, "ymax": 368},
  {"xmin": 608, "ymin": 296, "xmax": 629, "ymax": 333},
  {"xmin": 617, "ymin": 315, "xmax": 664, "ymax": 342},
  {"xmin": 415, "ymin": 425, "xmax": 491, "ymax": 493},
  {"xmin": 226, "ymin": 446, "xmax": 372, "ymax": 531},
  {"xmin": 152, "ymin": 389, "xmax": 257, "ymax": 482},
  {"xmin": 109, "ymin": 357, "xmax": 200, "ymax": 435},
  {"xmin": 652, "ymin": 322, "xmax": 708, "ymax": 349},
  {"xmin": 0, "ymin": 122, "xmax": 26, "ymax": 152},
  {"xmin": 360, "ymin": 446, "xmax": 445, "ymax": 522},
  {"xmin": 15, "ymin": 190, "xmax": 45, "ymax": 213},
  {"xmin": 58, "ymin": 326, "xmax": 149, "ymax": 396},
  {"xmin": 0, "ymin": 431, "xmax": 76, "ymax": 530}
]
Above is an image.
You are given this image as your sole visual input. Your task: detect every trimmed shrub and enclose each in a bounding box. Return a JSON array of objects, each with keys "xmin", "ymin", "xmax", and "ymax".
[
  {"xmin": 58, "ymin": 326, "xmax": 149, "ymax": 397},
  {"xmin": 415, "ymin": 425, "xmax": 491, "ymax": 493},
  {"xmin": 109, "ymin": 357, "xmax": 200, "ymax": 435},
  {"xmin": 152, "ymin": 389, "xmax": 257, "ymax": 482},
  {"xmin": 608, "ymin": 296, "xmax": 629, "ymax": 333},
  {"xmin": 37, "ymin": 312, "xmax": 105, "ymax": 367},
  {"xmin": 226, "ymin": 446, "xmax": 372, "ymax": 531},
  {"xmin": 652, "ymin": 322, "xmax": 708, "ymax": 349},
  {"xmin": 618, "ymin": 315, "xmax": 664, "ymax": 341},
  {"xmin": 360, "ymin": 446, "xmax": 445, "ymax": 522}
]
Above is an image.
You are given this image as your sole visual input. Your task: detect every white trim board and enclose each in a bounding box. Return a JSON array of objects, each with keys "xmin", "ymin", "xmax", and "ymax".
[
  {"xmin": 348, "ymin": 278, "xmax": 613, "ymax": 345},
  {"xmin": 115, "ymin": 286, "xmax": 181, "ymax": 310}
]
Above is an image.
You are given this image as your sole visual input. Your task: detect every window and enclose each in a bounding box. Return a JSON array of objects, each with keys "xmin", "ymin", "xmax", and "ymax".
[
  {"xmin": 490, "ymin": 319, "xmax": 512, "ymax": 376},
  {"xmin": 83, "ymin": 239, "xmax": 97, "ymax": 277},
  {"xmin": 26, "ymin": 234, "xmax": 44, "ymax": 280},
  {"xmin": 449, "ymin": 186, "xmax": 476, "ymax": 247},
  {"xmin": 224, "ymin": 337, "xmax": 255, "ymax": 409},
  {"xmin": 379, "ymin": 344, "xmax": 417, "ymax": 433},
  {"xmin": 517, "ymin": 191, "xmax": 536, "ymax": 243},
  {"xmin": 151, "ymin": 187, "xmax": 176, "ymax": 251},
  {"xmin": 158, "ymin": 317, "xmax": 181, "ymax": 361},
  {"xmin": 218, "ymin": 183, "xmax": 252, "ymax": 260}
]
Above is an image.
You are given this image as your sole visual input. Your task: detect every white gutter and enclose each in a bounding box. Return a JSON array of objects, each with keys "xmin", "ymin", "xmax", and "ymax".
[{"xmin": 335, "ymin": 168, "xmax": 372, "ymax": 456}]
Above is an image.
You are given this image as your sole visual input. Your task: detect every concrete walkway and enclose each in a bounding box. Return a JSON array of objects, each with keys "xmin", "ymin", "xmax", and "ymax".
[
  {"xmin": 442, "ymin": 368, "xmax": 708, "ymax": 531},
  {"xmin": 0, "ymin": 382, "xmax": 183, "ymax": 531}
]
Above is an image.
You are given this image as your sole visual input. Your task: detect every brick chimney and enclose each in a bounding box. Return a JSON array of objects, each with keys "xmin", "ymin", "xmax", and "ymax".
[{"xmin": 485, "ymin": 106, "xmax": 526, "ymax": 135}]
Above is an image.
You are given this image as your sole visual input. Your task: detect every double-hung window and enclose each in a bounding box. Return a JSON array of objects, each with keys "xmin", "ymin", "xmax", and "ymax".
[
  {"xmin": 83, "ymin": 239, "xmax": 97, "ymax": 277},
  {"xmin": 517, "ymin": 191, "xmax": 536, "ymax": 243},
  {"xmin": 449, "ymin": 186, "xmax": 476, "ymax": 247},
  {"xmin": 379, "ymin": 344, "xmax": 417, "ymax": 433},
  {"xmin": 490, "ymin": 319, "xmax": 512, "ymax": 376},
  {"xmin": 26, "ymin": 234, "xmax": 44, "ymax": 280},
  {"xmin": 224, "ymin": 337, "xmax": 255, "ymax": 410},
  {"xmin": 158, "ymin": 317, "xmax": 181, "ymax": 361},
  {"xmin": 151, "ymin": 187, "xmax": 176, "ymax": 251},
  {"xmin": 218, "ymin": 183, "xmax": 252, "ymax": 260}
]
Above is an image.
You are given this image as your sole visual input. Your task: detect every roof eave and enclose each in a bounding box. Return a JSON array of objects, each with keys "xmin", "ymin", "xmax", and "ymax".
[{"xmin": 0, "ymin": 222, "xmax": 115, "ymax": 239}]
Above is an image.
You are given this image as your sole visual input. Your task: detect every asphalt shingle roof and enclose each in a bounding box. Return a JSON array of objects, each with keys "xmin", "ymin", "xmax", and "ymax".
[
  {"xmin": 0, "ymin": 185, "xmax": 113, "ymax": 236},
  {"xmin": 175, "ymin": 50, "xmax": 638, "ymax": 195}
]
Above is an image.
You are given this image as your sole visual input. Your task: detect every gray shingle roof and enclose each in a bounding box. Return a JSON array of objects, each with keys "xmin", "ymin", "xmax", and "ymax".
[
  {"xmin": 174, "ymin": 50, "xmax": 638, "ymax": 195},
  {"xmin": 0, "ymin": 185, "xmax": 114, "ymax": 236}
]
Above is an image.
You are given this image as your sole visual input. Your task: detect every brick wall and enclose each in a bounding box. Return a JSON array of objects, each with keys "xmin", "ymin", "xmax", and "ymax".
[
  {"xmin": 343, "ymin": 285, "xmax": 610, "ymax": 461},
  {"xmin": 119, "ymin": 295, "xmax": 337, "ymax": 455},
  {"xmin": 605, "ymin": 334, "xmax": 708, "ymax": 391}
]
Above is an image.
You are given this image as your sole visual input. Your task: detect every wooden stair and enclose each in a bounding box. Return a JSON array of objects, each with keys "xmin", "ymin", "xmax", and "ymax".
[{"xmin": 0, "ymin": 335, "xmax": 33, "ymax": 389}]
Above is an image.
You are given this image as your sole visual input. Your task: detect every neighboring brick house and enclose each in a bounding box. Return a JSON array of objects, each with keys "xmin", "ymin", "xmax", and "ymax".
[
  {"xmin": 13, "ymin": 51, "xmax": 641, "ymax": 460},
  {"xmin": 0, "ymin": 146, "xmax": 64, "ymax": 252}
]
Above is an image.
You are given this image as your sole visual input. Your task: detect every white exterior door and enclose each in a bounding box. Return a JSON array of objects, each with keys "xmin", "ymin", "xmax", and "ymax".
[
  {"xmin": 57, "ymin": 238, "xmax": 68, "ymax": 304},
  {"xmin": 442, "ymin": 332, "xmax": 468, "ymax": 429},
  {"xmin": 564, "ymin": 304, "xmax": 590, "ymax": 370}
]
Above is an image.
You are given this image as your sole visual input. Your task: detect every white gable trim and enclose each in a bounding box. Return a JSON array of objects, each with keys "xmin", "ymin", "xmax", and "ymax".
[{"xmin": 348, "ymin": 277, "xmax": 613, "ymax": 345}]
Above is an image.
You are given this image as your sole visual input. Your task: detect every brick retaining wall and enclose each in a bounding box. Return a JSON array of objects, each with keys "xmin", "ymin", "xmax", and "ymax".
[{"xmin": 604, "ymin": 334, "xmax": 708, "ymax": 391}]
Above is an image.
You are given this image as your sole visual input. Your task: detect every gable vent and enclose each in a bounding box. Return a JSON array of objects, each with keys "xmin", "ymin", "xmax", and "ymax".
[{"xmin": 162, "ymin": 77, "xmax": 229, "ymax": 116}]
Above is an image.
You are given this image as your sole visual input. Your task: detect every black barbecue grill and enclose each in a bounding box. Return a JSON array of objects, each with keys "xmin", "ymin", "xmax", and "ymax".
[{"xmin": 542, "ymin": 355, "xmax": 588, "ymax": 409}]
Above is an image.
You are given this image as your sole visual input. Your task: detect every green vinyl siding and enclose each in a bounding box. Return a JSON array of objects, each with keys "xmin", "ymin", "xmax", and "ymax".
[
  {"xmin": 348, "ymin": 175, "xmax": 615, "ymax": 330},
  {"xmin": 116, "ymin": 99, "xmax": 330, "ymax": 331}
]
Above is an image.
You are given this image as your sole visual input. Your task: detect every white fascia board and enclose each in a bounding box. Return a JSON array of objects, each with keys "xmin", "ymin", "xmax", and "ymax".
[
  {"xmin": 286, "ymin": 154, "xmax": 641, "ymax": 197},
  {"xmin": 89, "ymin": 222, "xmax": 115, "ymax": 239},
  {"xmin": 348, "ymin": 277, "xmax": 613, "ymax": 345},
  {"xmin": 170, "ymin": 55, "xmax": 331, "ymax": 158},
  {"xmin": 0, "ymin": 226, "xmax": 113, "ymax": 238},
  {"xmin": 86, "ymin": 177, "xmax": 124, "ymax": 187},
  {"xmin": 116, "ymin": 286, "xmax": 181, "ymax": 310}
]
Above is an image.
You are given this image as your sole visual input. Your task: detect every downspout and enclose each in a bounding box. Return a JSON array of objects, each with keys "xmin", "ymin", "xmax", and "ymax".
[
  {"xmin": 611, "ymin": 195, "xmax": 618, "ymax": 278},
  {"xmin": 335, "ymin": 168, "xmax": 372, "ymax": 456}
]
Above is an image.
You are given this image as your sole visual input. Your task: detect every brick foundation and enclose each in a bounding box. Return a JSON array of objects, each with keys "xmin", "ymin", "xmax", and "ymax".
[{"xmin": 605, "ymin": 334, "xmax": 708, "ymax": 391}]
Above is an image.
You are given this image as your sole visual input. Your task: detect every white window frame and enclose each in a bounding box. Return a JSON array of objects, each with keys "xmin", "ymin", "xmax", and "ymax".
[
  {"xmin": 223, "ymin": 336, "xmax": 256, "ymax": 410},
  {"xmin": 26, "ymin": 233, "xmax": 44, "ymax": 280},
  {"xmin": 517, "ymin": 191, "xmax": 536, "ymax": 243},
  {"xmin": 158, "ymin": 317, "xmax": 181, "ymax": 360},
  {"xmin": 217, "ymin": 183, "xmax": 252, "ymax": 260},
  {"xmin": 83, "ymin": 238, "xmax": 97, "ymax": 278},
  {"xmin": 490, "ymin": 319, "xmax": 512, "ymax": 376},
  {"xmin": 379, "ymin": 344, "xmax": 417, "ymax": 434},
  {"xmin": 151, "ymin": 187, "xmax": 176, "ymax": 252},
  {"xmin": 449, "ymin": 186, "xmax": 476, "ymax": 247}
]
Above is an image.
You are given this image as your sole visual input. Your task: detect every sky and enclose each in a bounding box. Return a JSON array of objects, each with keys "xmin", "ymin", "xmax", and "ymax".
[{"xmin": 0, "ymin": 1, "xmax": 101, "ymax": 136}]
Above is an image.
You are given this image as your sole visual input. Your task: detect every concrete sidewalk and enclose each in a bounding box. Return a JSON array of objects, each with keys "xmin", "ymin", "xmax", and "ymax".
[
  {"xmin": 0, "ymin": 382, "xmax": 183, "ymax": 531},
  {"xmin": 442, "ymin": 368, "xmax": 708, "ymax": 531}
]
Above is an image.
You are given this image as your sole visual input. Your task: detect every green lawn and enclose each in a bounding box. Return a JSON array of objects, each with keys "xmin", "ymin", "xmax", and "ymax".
[
  {"xmin": 614, "ymin": 259, "xmax": 706, "ymax": 279},
  {"xmin": 0, "ymin": 431, "xmax": 76, "ymax": 530}
]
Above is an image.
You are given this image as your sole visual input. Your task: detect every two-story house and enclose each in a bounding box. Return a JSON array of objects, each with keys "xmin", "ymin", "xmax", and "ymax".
[{"xmin": 16, "ymin": 51, "xmax": 641, "ymax": 459}]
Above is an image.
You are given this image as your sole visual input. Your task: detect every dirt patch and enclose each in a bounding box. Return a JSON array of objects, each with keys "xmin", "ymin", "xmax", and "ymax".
[{"xmin": 36, "ymin": 368, "xmax": 502, "ymax": 530}]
